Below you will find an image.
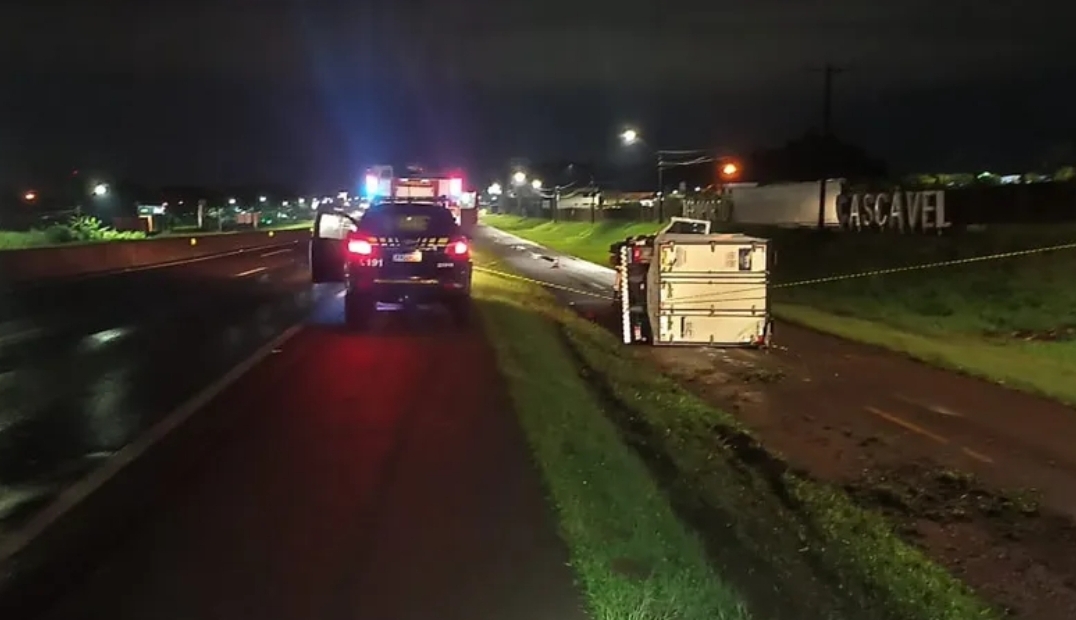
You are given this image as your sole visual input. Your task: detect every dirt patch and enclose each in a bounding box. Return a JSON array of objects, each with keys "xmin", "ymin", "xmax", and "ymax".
[
  {"xmin": 846, "ymin": 463, "xmax": 1076, "ymax": 620},
  {"xmin": 649, "ymin": 346, "xmax": 788, "ymax": 413},
  {"xmin": 634, "ymin": 327, "xmax": 1076, "ymax": 620},
  {"xmin": 566, "ymin": 330, "xmax": 870, "ymax": 620},
  {"xmin": 570, "ymin": 305, "xmax": 1076, "ymax": 619}
]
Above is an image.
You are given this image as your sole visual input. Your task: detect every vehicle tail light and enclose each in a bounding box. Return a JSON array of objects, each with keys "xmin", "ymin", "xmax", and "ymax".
[
  {"xmin": 447, "ymin": 238, "xmax": 469, "ymax": 257},
  {"xmin": 348, "ymin": 237, "xmax": 374, "ymax": 255}
]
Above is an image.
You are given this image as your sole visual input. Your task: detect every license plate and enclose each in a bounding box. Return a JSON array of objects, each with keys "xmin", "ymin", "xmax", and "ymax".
[{"xmin": 392, "ymin": 251, "xmax": 422, "ymax": 263}]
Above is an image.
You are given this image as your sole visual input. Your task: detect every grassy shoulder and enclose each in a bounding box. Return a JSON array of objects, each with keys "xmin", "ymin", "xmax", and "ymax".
[
  {"xmin": 472, "ymin": 257, "xmax": 750, "ymax": 620},
  {"xmin": 480, "ymin": 214, "xmax": 1076, "ymax": 404},
  {"xmin": 482, "ymin": 213, "xmax": 662, "ymax": 265},
  {"xmin": 472, "ymin": 250, "xmax": 996, "ymax": 620},
  {"xmin": 0, "ymin": 219, "xmax": 313, "ymax": 250}
]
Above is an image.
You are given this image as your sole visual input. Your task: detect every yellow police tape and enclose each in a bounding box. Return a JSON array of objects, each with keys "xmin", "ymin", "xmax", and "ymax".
[
  {"xmin": 475, "ymin": 239, "xmax": 1076, "ymax": 305},
  {"xmin": 673, "ymin": 239, "xmax": 1076, "ymax": 303},
  {"xmin": 473, "ymin": 265, "xmax": 614, "ymax": 301}
]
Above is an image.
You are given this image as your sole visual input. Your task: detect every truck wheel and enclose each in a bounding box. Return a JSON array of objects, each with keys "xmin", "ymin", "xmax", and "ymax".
[{"xmin": 344, "ymin": 292, "xmax": 374, "ymax": 330}]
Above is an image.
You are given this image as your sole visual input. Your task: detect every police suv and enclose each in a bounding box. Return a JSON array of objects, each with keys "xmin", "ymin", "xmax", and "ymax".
[{"xmin": 310, "ymin": 200, "xmax": 473, "ymax": 328}]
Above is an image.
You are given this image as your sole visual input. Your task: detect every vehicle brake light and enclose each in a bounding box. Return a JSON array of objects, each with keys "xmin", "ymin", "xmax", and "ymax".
[
  {"xmin": 448, "ymin": 239, "xmax": 469, "ymax": 256},
  {"xmin": 348, "ymin": 238, "xmax": 374, "ymax": 255}
]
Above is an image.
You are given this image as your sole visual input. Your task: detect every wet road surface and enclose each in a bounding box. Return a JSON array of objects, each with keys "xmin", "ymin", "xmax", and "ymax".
[
  {"xmin": 37, "ymin": 303, "xmax": 585, "ymax": 620},
  {"xmin": 476, "ymin": 224, "xmax": 1076, "ymax": 518},
  {"xmin": 0, "ymin": 242, "xmax": 324, "ymax": 529}
]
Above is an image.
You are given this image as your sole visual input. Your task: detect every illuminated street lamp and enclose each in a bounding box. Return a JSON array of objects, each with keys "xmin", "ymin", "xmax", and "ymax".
[
  {"xmin": 92, "ymin": 183, "xmax": 108, "ymax": 197},
  {"xmin": 721, "ymin": 161, "xmax": 739, "ymax": 178},
  {"xmin": 620, "ymin": 128, "xmax": 639, "ymax": 145},
  {"xmin": 23, "ymin": 190, "xmax": 37, "ymax": 202},
  {"xmin": 511, "ymin": 171, "xmax": 527, "ymax": 185},
  {"xmin": 487, "ymin": 182, "xmax": 502, "ymax": 196},
  {"xmin": 298, "ymin": 198, "xmax": 306, "ymax": 205},
  {"xmin": 259, "ymin": 195, "xmax": 267, "ymax": 203},
  {"xmin": 228, "ymin": 197, "xmax": 237, "ymax": 205},
  {"xmin": 531, "ymin": 179, "xmax": 542, "ymax": 190}
]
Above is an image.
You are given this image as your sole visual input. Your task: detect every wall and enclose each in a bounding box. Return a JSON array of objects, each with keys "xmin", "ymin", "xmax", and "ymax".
[
  {"xmin": 0, "ymin": 229, "xmax": 309, "ymax": 284},
  {"xmin": 834, "ymin": 181, "xmax": 1076, "ymax": 232},
  {"xmin": 726, "ymin": 180, "xmax": 844, "ymax": 227}
]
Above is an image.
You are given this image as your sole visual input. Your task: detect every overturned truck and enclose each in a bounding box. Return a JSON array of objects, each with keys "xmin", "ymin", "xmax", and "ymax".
[{"xmin": 609, "ymin": 218, "xmax": 773, "ymax": 347}]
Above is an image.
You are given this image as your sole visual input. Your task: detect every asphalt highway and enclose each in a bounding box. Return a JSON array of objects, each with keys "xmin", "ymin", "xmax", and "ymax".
[
  {"xmin": 3, "ymin": 238, "xmax": 585, "ymax": 620},
  {"xmin": 0, "ymin": 242, "xmax": 324, "ymax": 528},
  {"xmin": 36, "ymin": 308, "xmax": 584, "ymax": 620}
]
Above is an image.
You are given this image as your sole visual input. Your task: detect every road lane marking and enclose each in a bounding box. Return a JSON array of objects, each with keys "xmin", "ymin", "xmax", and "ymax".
[
  {"xmin": 79, "ymin": 326, "xmax": 134, "ymax": 351},
  {"xmin": 866, "ymin": 406, "xmax": 949, "ymax": 444},
  {"xmin": 260, "ymin": 248, "xmax": 292, "ymax": 258},
  {"xmin": 0, "ymin": 322, "xmax": 305, "ymax": 563},
  {"xmin": 962, "ymin": 447, "xmax": 995, "ymax": 464},
  {"xmin": 235, "ymin": 267, "xmax": 267, "ymax": 278},
  {"xmin": 893, "ymin": 394, "xmax": 964, "ymax": 417}
]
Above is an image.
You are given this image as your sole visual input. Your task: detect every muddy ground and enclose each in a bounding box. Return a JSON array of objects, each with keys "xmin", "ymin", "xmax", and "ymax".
[{"xmin": 642, "ymin": 326, "xmax": 1076, "ymax": 620}]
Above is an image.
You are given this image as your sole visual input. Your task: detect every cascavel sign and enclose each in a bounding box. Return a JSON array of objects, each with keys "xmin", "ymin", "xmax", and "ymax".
[{"xmin": 836, "ymin": 190, "xmax": 951, "ymax": 232}]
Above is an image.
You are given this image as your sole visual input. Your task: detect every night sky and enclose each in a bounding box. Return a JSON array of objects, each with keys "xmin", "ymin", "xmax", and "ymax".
[{"xmin": 2, "ymin": 0, "xmax": 1072, "ymax": 190}]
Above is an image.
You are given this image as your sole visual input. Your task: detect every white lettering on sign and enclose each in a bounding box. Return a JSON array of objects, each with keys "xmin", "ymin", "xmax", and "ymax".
[{"xmin": 837, "ymin": 190, "xmax": 950, "ymax": 233}]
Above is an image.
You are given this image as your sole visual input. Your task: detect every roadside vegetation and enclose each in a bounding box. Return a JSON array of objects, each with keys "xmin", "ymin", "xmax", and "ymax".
[
  {"xmin": 481, "ymin": 214, "xmax": 1076, "ymax": 404},
  {"xmin": 473, "ymin": 257, "xmax": 750, "ymax": 620},
  {"xmin": 0, "ymin": 216, "xmax": 313, "ymax": 250},
  {"xmin": 0, "ymin": 215, "xmax": 146, "ymax": 249},
  {"xmin": 472, "ymin": 249, "xmax": 995, "ymax": 620}
]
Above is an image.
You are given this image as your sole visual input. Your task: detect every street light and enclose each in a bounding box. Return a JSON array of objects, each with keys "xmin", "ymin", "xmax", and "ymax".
[
  {"xmin": 488, "ymin": 182, "xmax": 502, "ymax": 196},
  {"xmin": 618, "ymin": 128, "xmax": 665, "ymax": 220},
  {"xmin": 228, "ymin": 198, "xmax": 237, "ymax": 205},
  {"xmin": 512, "ymin": 171, "xmax": 527, "ymax": 185},
  {"xmin": 721, "ymin": 162, "xmax": 739, "ymax": 178},
  {"xmin": 92, "ymin": 183, "xmax": 108, "ymax": 197},
  {"xmin": 23, "ymin": 190, "xmax": 37, "ymax": 202},
  {"xmin": 531, "ymin": 179, "xmax": 542, "ymax": 190},
  {"xmin": 259, "ymin": 195, "xmax": 267, "ymax": 203}
]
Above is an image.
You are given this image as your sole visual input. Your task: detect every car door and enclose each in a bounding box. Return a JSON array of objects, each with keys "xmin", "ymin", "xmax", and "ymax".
[{"xmin": 310, "ymin": 209, "xmax": 357, "ymax": 283}]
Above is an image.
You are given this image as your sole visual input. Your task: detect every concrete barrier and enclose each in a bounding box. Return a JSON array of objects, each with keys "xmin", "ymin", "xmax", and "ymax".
[{"xmin": 0, "ymin": 229, "xmax": 311, "ymax": 284}]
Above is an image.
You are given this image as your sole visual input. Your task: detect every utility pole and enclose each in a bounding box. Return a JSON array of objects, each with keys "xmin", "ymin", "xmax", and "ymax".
[
  {"xmin": 815, "ymin": 62, "xmax": 846, "ymax": 230},
  {"xmin": 656, "ymin": 153, "xmax": 665, "ymax": 222}
]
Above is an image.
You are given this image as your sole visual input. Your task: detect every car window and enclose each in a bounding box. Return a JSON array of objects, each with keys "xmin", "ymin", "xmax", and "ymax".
[
  {"xmin": 316, "ymin": 212, "xmax": 355, "ymax": 240},
  {"xmin": 359, "ymin": 205, "xmax": 458, "ymax": 236}
]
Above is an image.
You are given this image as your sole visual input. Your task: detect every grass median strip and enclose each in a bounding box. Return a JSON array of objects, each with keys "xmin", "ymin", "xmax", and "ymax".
[
  {"xmin": 472, "ymin": 248, "xmax": 996, "ymax": 620},
  {"xmin": 472, "ymin": 259, "xmax": 750, "ymax": 620}
]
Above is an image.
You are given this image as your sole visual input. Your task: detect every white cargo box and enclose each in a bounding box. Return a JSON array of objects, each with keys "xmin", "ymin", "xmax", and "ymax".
[{"xmin": 648, "ymin": 231, "xmax": 771, "ymax": 347}]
